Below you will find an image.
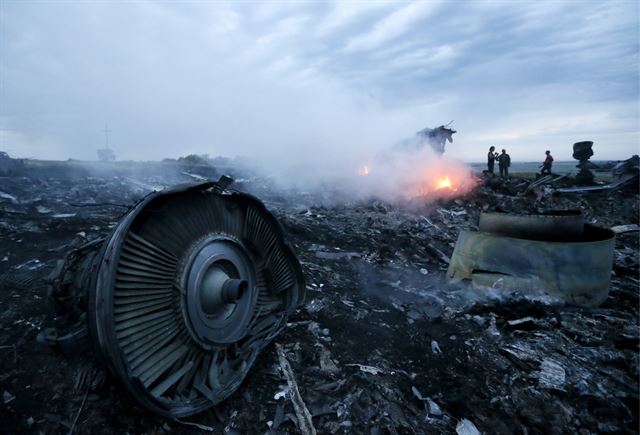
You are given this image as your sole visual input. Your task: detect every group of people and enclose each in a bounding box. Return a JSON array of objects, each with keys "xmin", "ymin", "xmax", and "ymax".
[
  {"xmin": 486, "ymin": 147, "xmax": 554, "ymax": 179},
  {"xmin": 486, "ymin": 146, "xmax": 511, "ymax": 179}
]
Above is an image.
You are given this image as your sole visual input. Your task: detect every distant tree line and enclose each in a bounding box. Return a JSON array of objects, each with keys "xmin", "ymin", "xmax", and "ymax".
[{"xmin": 162, "ymin": 154, "xmax": 232, "ymax": 167}]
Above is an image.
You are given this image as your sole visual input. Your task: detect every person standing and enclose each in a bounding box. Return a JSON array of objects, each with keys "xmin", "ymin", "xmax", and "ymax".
[
  {"xmin": 540, "ymin": 150, "xmax": 553, "ymax": 175},
  {"xmin": 487, "ymin": 146, "xmax": 497, "ymax": 175},
  {"xmin": 498, "ymin": 149, "xmax": 511, "ymax": 179}
]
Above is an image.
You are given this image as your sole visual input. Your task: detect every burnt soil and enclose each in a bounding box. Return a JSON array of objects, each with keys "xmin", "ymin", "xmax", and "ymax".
[{"xmin": 0, "ymin": 162, "xmax": 638, "ymax": 434}]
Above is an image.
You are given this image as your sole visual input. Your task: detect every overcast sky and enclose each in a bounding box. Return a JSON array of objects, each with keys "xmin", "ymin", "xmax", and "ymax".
[{"xmin": 1, "ymin": 0, "xmax": 638, "ymax": 163}]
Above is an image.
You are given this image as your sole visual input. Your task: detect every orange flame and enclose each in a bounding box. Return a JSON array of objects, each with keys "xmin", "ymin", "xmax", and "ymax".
[
  {"xmin": 418, "ymin": 173, "xmax": 467, "ymax": 196},
  {"xmin": 354, "ymin": 154, "xmax": 476, "ymax": 200},
  {"xmin": 435, "ymin": 176, "xmax": 453, "ymax": 190}
]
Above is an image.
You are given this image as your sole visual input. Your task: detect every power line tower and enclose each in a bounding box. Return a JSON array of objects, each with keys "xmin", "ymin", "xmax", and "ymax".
[
  {"xmin": 104, "ymin": 125, "xmax": 112, "ymax": 149},
  {"xmin": 97, "ymin": 125, "xmax": 116, "ymax": 161}
]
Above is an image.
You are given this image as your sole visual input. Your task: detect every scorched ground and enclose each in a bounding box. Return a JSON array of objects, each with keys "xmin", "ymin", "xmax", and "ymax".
[{"xmin": 0, "ymin": 160, "xmax": 638, "ymax": 434}]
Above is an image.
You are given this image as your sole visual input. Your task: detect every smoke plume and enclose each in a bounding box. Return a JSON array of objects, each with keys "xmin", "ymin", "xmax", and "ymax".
[{"xmin": 249, "ymin": 131, "xmax": 477, "ymax": 203}]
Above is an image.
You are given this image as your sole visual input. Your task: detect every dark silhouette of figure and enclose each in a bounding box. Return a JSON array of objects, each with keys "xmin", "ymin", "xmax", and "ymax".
[
  {"xmin": 541, "ymin": 150, "xmax": 553, "ymax": 175},
  {"xmin": 498, "ymin": 149, "xmax": 511, "ymax": 179},
  {"xmin": 487, "ymin": 146, "xmax": 497, "ymax": 175}
]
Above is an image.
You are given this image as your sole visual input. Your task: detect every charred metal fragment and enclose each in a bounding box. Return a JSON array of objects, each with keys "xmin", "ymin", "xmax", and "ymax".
[
  {"xmin": 44, "ymin": 178, "xmax": 305, "ymax": 417},
  {"xmin": 447, "ymin": 211, "xmax": 615, "ymax": 307},
  {"xmin": 573, "ymin": 141, "xmax": 595, "ymax": 185},
  {"xmin": 479, "ymin": 210, "xmax": 584, "ymax": 242}
]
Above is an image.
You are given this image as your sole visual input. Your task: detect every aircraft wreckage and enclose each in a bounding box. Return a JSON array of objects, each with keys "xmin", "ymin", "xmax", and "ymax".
[
  {"xmin": 447, "ymin": 210, "xmax": 615, "ymax": 306},
  {"xmin": 44, "ymin": 178, "xmax": 305, "ymax": 417},
  {"xmin": 1, "ymin": 154, "xmax": 637, "ymax": 433}
]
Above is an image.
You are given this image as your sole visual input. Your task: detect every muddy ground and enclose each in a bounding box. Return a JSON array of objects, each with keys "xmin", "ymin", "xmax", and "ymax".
[{"xmin": 0, "ymin": 161, "xmax": 638, "ymax": 434}]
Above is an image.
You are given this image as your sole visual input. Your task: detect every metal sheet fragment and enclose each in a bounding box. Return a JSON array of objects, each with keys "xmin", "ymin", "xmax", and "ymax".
[{"xmin": 448, "ymin": 212, "xmax": 615, "ymax": 307}]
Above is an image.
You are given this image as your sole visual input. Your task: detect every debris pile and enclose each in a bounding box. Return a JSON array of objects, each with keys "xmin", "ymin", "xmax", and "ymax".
[
  {"xmin": 613, "ymin": 155, "xmax": 640, "ymax": 180},
  {"xmin": 0, "ymin": 160, "xmax": 638, "ymax": 434},
  {"xmin": 0, "ymin": 152, "xmax": 24, "ymax": 177}
]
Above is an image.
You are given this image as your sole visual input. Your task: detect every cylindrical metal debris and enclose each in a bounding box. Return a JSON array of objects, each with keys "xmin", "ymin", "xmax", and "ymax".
[{"xmin": 448, "ymin": 212, "xmax": 615, "ymax": 307}]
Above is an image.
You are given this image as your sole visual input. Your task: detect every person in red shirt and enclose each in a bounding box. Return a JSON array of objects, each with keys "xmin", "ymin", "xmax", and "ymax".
[{"xmin": 540, "ymin": 150, "xmax": 554, "ymax": 175}]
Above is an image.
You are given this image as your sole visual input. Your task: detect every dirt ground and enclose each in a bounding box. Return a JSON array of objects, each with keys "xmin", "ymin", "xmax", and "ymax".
[{"xmin": 0, "ymin": 161, "xmax": 638, "ymax": 434}]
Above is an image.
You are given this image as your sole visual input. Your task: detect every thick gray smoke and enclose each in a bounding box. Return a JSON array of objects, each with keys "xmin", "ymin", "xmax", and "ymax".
[{"xmin": 249, "ymin": 126, "xmax": 476, "ymax": 203}]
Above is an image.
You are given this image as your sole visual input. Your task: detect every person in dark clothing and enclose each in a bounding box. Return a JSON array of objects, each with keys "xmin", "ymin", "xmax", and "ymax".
[
  {"xmin": 498, "ymin": 149, "xmax": 511, "ymax": 179},
  {"xmin": 540, "ymin": 150, "xmax": 553, "ymax": 175},
  {"xmin": 487, "ymin": 146, "xmax": 497, "ymax": 175}
]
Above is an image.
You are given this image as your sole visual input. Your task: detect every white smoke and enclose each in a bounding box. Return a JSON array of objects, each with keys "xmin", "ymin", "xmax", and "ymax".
[{"xmin": 249, "ymin": 130, "xmax": 477, "ymax": 203}]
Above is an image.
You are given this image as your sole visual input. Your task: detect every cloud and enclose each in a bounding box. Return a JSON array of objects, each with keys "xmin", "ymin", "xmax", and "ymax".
[
  {"xmin": 0, "ymin": 0, "xmax": 637, "ymax": 165},
  {"xmin": 344, "ymin": 1, "xmax": 443, "ymax": 52},
  {"xmin": 316, "ymin": 1, "xmax": 395, "ymax": 36}
]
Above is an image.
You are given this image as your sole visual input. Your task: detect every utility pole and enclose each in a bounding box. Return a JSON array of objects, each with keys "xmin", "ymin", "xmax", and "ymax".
[
  {"xmin": 98, "ymin": 125, "xmax": 116, "ymax": 162},
  {"xmin": 104, "ymin": 125, "xmax": 112, "ymax": 149}
]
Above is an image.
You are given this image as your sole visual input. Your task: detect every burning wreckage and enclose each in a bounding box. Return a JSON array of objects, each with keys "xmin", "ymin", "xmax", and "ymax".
[
  {"xmin": 398, "ymin": 124, "xmax": 457, "ymax": 155},
  {"xmin": 0, "ymin": 152, "xmax": 638, "ymax": 434}
]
